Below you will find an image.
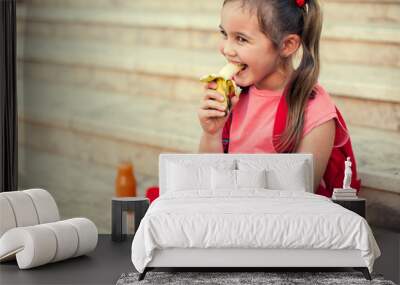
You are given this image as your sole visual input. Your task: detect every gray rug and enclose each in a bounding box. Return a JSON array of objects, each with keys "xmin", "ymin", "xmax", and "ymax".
[{"xmin": 116, "ymin": 271, "xmax": 396, "ymax": 285}]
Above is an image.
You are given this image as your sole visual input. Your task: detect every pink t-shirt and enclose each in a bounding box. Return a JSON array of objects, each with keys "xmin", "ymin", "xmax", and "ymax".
[{"xmin": 229, "ymin": 83, "xmax": 349, "ymax": 153}]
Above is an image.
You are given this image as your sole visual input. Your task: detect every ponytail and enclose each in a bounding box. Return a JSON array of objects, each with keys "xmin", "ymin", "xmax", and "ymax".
[{"xmin": 274, "ymin": 0, "xmax": 323, "ymax": 152}]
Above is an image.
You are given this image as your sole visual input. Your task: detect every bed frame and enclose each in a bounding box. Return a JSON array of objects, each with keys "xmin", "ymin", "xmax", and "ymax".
[
  {"xmin": 138, "ymin": 154, "xmax": 371, "ymax": 280},
  {"xmin": 140, "ymin": 248, "xmax": 371, "ymax": 280}
]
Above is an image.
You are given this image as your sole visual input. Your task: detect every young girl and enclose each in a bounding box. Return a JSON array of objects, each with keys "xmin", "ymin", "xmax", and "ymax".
[{"xmin": 198, "ymin": 0, "xmax": 357, "ymax": 194}]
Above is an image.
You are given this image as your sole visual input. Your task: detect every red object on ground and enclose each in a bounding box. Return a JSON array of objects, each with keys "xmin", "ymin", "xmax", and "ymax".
[
  {"xmin": 145, "ymin": 186, "xmax": 159, "ymax": 203},
  {"xmin": 295, "ymin": 0, "xmax": 306, "ymax": 8}
]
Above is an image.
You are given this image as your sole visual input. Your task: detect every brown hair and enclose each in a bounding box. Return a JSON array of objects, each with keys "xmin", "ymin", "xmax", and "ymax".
[{"xmin": 223, "ymin": 0, "xmax": 323, "ymax": 152}]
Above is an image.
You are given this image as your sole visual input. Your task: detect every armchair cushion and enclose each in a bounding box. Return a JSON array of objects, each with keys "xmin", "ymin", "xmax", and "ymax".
[
  {"xmin": 0, "ymin": 218, "xmax": 97, "ymax": 269},
  {"xmin": 0, "ymin": 189, "xmax": 97, "ymax": 269}
]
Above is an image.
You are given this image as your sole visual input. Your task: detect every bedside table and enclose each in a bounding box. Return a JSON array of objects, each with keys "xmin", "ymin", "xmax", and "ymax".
[
  {"xmin": 331, "ymin": 197, "xmax": 366, "ymax": 218},
  {"xmin": 112, "ymin": 197, "xmax": 149, "ymax": 241}
]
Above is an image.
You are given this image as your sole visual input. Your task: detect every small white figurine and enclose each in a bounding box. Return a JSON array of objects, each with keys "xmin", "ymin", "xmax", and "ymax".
[{"xmin": 342, "ymin": 157, "xmax": 352, "ymax": 189}]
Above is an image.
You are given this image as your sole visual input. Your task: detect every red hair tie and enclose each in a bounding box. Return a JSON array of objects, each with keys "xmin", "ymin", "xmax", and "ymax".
[{"xmin": 296, "ymin": 0, "xmax": 306, "ymax": 8}]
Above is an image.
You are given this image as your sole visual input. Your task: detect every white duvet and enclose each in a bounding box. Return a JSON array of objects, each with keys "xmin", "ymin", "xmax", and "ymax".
[{"xmin": 131, "ymin": 190, "xmax": 380, "ymax": 273}]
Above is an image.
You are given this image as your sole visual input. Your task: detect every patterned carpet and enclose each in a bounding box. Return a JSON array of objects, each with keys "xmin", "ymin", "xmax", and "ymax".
[{"xmin": 116, "ymin": 271, "xmax": 396, "ymax": 285}]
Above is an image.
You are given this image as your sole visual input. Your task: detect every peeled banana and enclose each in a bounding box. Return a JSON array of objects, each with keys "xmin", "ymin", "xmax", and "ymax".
[{"xmin": 200, "ymin": 62, "xmax": 244, "ymax": 115}]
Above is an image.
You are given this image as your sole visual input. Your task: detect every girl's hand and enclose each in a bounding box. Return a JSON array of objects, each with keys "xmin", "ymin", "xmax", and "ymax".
[{"xmin": 197, "ymin": 82, "xmax": 239, "ymax": 135}]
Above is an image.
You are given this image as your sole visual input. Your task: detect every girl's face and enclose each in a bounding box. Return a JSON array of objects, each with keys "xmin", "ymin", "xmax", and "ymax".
[{"xmin": 219, "ymin": 1, "xmax": 282, "ymax": 90}]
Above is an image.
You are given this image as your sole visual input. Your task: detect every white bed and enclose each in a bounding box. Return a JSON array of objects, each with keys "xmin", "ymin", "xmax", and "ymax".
[{"xmin": 131, "ymin": 154, "xmax": 380, "ymax": 281}]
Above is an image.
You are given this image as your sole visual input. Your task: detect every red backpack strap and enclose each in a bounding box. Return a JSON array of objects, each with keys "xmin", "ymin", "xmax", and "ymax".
[
  {"xmin": 272, "ymin": 93, "xmax": 295, "ymax": 153},
  {"xmin": 222, "ymin": 113, "xmax": 233, "ymax": 153}
]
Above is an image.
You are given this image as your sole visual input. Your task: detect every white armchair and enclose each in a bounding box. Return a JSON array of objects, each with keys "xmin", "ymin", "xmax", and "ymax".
[{"xmin": 0, "ymin": 189, "xmax": 98, "ymax": 269}]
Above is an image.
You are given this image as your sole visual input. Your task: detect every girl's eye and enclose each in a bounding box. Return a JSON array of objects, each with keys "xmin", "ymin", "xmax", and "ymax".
[
  {"xmin": 219, "ymin": 30, "xmax": 227, "ymax": 38},
  {"xmin": 237, "ymin": 36, "xmax": 247, "ymax": 43}
]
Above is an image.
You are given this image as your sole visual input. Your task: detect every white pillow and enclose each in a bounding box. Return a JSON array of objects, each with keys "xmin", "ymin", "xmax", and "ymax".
[
  {"xmin": 211, "ymin": 168, "xmax": 236, "ymax": 190},
  {"xmin": 166, "ymin": 160, "xmax": 236, "ymax": 192},
  {"xmin": 238, "ymin": 159, "xmax": 309, "ymax": 192},
  {"xmin": 211, "ymin": 169, "xmax": 268, "ymax": 190},
  {"xmin": 167, "ymin": 162, "xmax": 210, "ymax": 191},
  {"xmin": 266, "ymin": 161, "xmax": 308, "ymax": 191},
  {"xmin": 236, "ymin": 169, "xmax": 267, "ymax": 189}
]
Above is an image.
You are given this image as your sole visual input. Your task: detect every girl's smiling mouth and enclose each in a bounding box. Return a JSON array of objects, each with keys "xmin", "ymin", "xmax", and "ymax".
[
  {"xmin": 239, "ymin": 64, "xmax": 248, "ymax": 73},
  {"xmin": 235, "ymin": 64, "xmax": 248, "ymax": 77}
]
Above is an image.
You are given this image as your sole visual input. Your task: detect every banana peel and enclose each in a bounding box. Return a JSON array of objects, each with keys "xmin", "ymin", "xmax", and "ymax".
[{"xmin": 200, "ymin": 63, "xmax": 244, "ymax": 115}]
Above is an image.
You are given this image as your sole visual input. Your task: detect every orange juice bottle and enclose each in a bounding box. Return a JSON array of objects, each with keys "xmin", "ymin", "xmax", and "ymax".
[{"xmin": 115, "ymin": 162, "xmax": 137, "ymax": 197}]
